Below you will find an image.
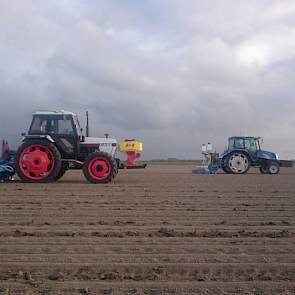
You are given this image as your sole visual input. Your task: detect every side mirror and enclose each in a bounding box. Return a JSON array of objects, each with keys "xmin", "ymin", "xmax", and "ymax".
[
  {"xmin": 80, "ymin": 135, "xmax": 85, "ymax": 142},
  {"xmin": 21, "ymin": 132, "xmax": 26, "ymax": 137}
]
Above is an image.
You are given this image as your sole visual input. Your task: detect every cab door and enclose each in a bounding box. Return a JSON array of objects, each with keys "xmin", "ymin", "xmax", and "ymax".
[
  {"xmin": 49, "ymin": 115, "xmax": 78, "ymax": 157},
  {"xmin": 244, "ymin": 138, "xmax": 258, "ymax": 161}
]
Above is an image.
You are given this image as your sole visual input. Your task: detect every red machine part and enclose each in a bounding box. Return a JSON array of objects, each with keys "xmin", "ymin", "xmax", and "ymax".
[
  {"xmin": 126, "ymin": 151, "xmax": 141, "ymax": 166},
  {"xmin": 87, "ymin": 157, "xmax": 112, "ymax": 180},
  {"xmin": 119, "ymin": 139, "xmax": 147, "ymax": 169},
  {"xmin": 18, "ymin": 144, "xmax": 55, "ymax": 180}
]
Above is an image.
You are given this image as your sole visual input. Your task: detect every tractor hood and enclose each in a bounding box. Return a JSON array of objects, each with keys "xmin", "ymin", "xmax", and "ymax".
[
  {"xmin": 257, "ymin": 150, "xmax": 277, "ymax": 160},
  {"xmin": 80, "ymin": 137, "xmax": 118, "ymax": 157},
  {"xmin": 83, "ymin": 137, "xmax": 117, "ymax": 146}
]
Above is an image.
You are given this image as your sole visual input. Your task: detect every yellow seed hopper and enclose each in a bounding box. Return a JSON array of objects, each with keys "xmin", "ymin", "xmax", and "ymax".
[{"xmin": 118, "ymin": 139, "xmax": 147, "ymax": 169}]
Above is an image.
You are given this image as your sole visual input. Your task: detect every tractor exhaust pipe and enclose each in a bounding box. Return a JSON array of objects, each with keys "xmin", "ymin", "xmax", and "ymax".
[{"xmin": 86, "ymin": 111, "xmax": 89, "ymax": 137}]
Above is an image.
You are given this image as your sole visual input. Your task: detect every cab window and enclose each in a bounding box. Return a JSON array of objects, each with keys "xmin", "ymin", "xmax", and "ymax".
[
  {"xmin": 29, "ymin": 116, "xmax": 48, "ymax": 134},
  {"xmin": 57, "ymin": 117, "xmax": 74, "ymax": 135},
  {"xmin": 234, "ymin": 138, "xmax": 244, "ymax": 149},
  {"xmin": 228, "ymin": 138, "xmax": 235, "ymax": 149},
  {"xmin": 244, "ymin": 139, "xmax": 257, "ymax": 152}
]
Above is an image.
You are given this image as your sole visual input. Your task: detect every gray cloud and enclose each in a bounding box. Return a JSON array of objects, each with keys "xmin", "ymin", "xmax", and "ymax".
[{"xmin": 0, "ymin": 0, "xmax": 295, "ymax": 159}]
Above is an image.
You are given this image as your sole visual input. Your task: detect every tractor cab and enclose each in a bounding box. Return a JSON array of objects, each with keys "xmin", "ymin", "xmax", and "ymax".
[
  {"xmin": 228, "ymin": 136, "xmax": 261, "ymax": 155},
  {"xmin": 29, "ymin": 112, "xmax": 81, "ymax": 137},
  {"xmin": 28, "ymin": 111, "xmax": 82, "ymax": 157}
]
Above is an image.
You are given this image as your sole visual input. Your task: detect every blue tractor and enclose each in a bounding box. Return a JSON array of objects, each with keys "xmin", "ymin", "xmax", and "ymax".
[{"xmin": 220, "ymin": 136, "xmax": 293, "ymax": 175}]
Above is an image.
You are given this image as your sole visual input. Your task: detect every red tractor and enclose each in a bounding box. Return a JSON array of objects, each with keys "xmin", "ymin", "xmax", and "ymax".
[{"xmin": 15, "ymin": 111, "xmax": 118, "ymax": 183}]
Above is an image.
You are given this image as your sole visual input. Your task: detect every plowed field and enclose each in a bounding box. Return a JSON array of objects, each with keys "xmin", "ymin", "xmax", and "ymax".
[{"xmin": 0, "ymin": 165, "xmax": 294, "ymax": 294}]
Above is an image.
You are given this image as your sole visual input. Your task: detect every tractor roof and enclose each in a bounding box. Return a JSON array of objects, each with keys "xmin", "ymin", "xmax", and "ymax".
[
  {"xmin": 229, "ymin": 136, "xmax": 261, "ymax": 140},
  {"xmin": 33, "ymin": 110, "xmax": 77, "ymax": 116}
]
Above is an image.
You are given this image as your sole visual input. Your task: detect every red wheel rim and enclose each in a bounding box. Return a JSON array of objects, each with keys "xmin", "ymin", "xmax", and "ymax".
[
  {"xmin": 88, "ymin": 157, "xmax": 111, "ymax": 180},
  {"xmin": 19, "ymin": 144, "xmax": 55, "ymax": 180}
]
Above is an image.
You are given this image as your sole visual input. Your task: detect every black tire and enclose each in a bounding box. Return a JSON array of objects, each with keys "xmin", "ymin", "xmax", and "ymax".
[
  {"xmin": 83, "ymin": 151, "xmax": 116, "ymax": 184},
  {"xmin": 267, "ymin": 161, "xmax": 280, "ymax": 175},
  {"xmin": 55, "ymin": 162, "xmax": 68, "ymax": 181},
  {"xmin": 113, "ymin": 159, "xmax": 118, "ymax": 176},
  {"xmin": 55, "ymin": 168, "xmax": 66, "ymax": 180},
  {"xmin": 259, "ymin": 165, "xmax": 268, "ymax": 174},
  {"xmin": 221, "ymin": 162, "xmax": 233, "ymax": 174},
  {"xmin": 115, "ymin": 158, "xmax": 125, "ymax": 169},
  {"xmin": 225, "ymin": 152, "xmax": 251, "ymax": 174},
  {"xmin": 259, "ymin": 160, "xmax": 268, "ymax": 174},
  {"xmin": 15, "ymin": 140, "xmax": 62, "ymax": 183}
]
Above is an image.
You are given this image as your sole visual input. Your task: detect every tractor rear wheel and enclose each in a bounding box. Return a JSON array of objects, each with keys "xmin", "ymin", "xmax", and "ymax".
[
  {"xmin": 15, "ymin": 140, "xmax": 61, "ymax": 183},
  {"xmin": 83, "ymin": 152, "xmax": 116, "ymax": 184},
  {"xmin": 226, "ymin": 152, "xmax": 250, "ymax": 174},
  {"xmin": 267, "ymin": 161, "xmax": 280, "ymax": 175}
]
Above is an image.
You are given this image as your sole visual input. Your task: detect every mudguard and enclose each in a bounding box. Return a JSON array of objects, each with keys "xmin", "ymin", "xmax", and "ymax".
[
  {"xmin": 256, "ymin": 150, "xmax": 277, "ymax": 160},
  {"xmin": 23, "ymin": 135, "xmax": 55, "ymax": 143},
  {"xmin": 220, "ymin": 149, "xmax": 252, "ymax": 160}
]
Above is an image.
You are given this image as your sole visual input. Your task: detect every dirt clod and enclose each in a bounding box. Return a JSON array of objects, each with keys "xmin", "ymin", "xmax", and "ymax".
[{"xmin": 48, "ymin": 271, "xmax": 64, "ymax": 281}]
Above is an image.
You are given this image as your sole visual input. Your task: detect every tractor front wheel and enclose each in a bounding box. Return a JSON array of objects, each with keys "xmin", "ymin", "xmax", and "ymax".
[
  {"xmin": 15, "ymin": 140, "xmax": 61, "ymax": 183},
  {"xmin": 83, "ymin": 152, "xmax": 116, "ymax": 184},
  {"xmin": 267, "ymin": 161, "xmax": 280, "ymax": 175},
  {"xmin": 226, "ymin": 152, "xmax": 250, "ymax": 174}
]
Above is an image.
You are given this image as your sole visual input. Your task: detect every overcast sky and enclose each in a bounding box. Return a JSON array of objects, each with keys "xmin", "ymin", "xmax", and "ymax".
[{"xmin": 0, "ymin": 0, "xmax": 295, "ymax": 159}]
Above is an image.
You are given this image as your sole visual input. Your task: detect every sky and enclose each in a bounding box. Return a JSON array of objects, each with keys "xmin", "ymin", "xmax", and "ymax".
[{"xmin": 0, "ymin": 0, "xmax": 295, "ymax": 159}]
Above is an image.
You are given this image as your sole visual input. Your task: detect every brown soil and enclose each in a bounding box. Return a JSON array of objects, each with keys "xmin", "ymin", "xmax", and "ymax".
[{"xmin": 0, "ymin": 165, "xmax": 294, "ymax": 294}]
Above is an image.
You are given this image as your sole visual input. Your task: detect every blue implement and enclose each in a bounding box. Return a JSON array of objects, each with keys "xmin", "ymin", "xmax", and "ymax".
[
  {"xmin": 192, "ymin": 167, "xmax": 211, "ymax": 174},
  {"xmin": 0, "ymin": 157, "xmax": 15, "ymax": 182}
]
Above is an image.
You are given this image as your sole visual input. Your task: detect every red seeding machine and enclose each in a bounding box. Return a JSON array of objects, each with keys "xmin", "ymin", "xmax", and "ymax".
[{"xmin": 119, "ymin": 139, "xmax": 147, "ymax": 169}]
